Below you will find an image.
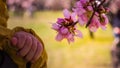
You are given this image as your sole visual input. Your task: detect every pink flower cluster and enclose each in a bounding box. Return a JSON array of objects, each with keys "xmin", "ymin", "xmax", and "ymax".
[
  {"xmin": 74, "ymin": 0, "xmax": 109, "ymax": 32},
  {"xmin": 52, "ymin": 0, "xmax": 109, "ymax": 43},
  {"xmin": 52, "ymin": 9, "xmax": 83, "ymax": 43}
]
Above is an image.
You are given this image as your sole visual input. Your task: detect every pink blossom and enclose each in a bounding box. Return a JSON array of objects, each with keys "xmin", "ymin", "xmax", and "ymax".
[
  {"xmin": 88, "ymin": 14, "xmax": 109, "ymax": 32},
  {"xmin": 73, "ymin": 0, "xmax": 93, "ymax": 26},
  {"xmin": 88, "ymin": 16, "xmax": 100, "ymax": 32},
  {"xmin": 99, "ymin": 14, "xmax": 109, "ymax": 30},
  {"xmin": 52, "ymin": 9, "xmax": 82, "ymax": 43}
]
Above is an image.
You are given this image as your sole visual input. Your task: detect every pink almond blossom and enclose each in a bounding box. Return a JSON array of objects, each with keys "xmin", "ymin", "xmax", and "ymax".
[
  {"xmin": 99, "ymin": 14, "xmax": 109, "ymax": 30},
  {"xmin": 52, "ymin": 9, "xmax": 82, "ymax": 43},
  {"xmin": 88, "ymin": 15, "xmax": 100, "ymax": 32},
  {"xmin": 73, "ymin": 0, "xmax": 93, "ymax": 26}
]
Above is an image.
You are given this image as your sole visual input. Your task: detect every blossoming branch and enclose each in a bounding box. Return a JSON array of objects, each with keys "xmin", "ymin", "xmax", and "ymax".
[{"xmin": 52, "ymin": 0, "xmax": 109, "ymax": 43}]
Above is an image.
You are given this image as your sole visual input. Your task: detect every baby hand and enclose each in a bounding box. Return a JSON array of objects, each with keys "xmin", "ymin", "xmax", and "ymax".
[{"xmin": 11, "ymin": 31, "xmax": 43, "ymax": 63}]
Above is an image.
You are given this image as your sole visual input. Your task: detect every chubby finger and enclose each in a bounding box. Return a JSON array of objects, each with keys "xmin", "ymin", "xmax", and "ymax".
[
  {"xmin": 14, "ymin": 32, "xmax": 27, "ymax": 49},
  {"xmin": 18, "ymin": 36, "xmax": 32, "ymax": 57},
  {"xmin": 31, "ymin": 42, "xmax": 43, "ymax": 63},
  {"xmin": 25, "ymin": 38, "xmax": 38, "ymax": 61}
]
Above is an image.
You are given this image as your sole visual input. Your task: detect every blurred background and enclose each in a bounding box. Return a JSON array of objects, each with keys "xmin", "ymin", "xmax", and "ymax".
[{"xmin": 7, "ymin": 0, "xmax": 114, "ymax": 68}]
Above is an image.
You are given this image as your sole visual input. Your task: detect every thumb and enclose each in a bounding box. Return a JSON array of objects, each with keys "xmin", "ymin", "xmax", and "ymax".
[{"xmin": 11, "ymin": 37, "xmax": 18, "ymax": 46}]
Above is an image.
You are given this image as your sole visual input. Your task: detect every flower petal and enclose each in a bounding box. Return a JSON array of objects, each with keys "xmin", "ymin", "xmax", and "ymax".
[
  {"xmin": 88, "ymin": 16, "xmax": 100, "ymax": 32},
  {"xmin": 87, "ymin": 6, "xmax": 93, "ymax": 11},
  {"xmin": 60, "ymin": 27, "xmax": 69, "ymax": 34},
  {"xmin": 80, "ymin": 0, "xmax": 87, "ymax": 4},
  {"xmin": 52, "ymin": 23, "xmax": 60, "ymax": 31},
  {"xmin": 63, "ymin": 9, "xmax": 71, "ymax": 19},
  {"xmin": 57, "ymin": 18, "xmax": 65, "ymax": 24},
  {"xmin": 75, "ymin": 1, "xmax": 82, "ymax": 7},
  {"xmin": 71, "ymin": 12, "xmax": 77, "ymax": 22},
  {"xmin": 55, "ymin": 33, "xmax": 64, "ymax": 41},
  {"xmin": 101, "ymin": 14, "xmax": 109, "ymax": 25},
  {"xmin": 78, "ymin": 17, "xmax": 85, "ymax": 26},
  {"xmin": 89, "ymin": 26, "xmax": 98, "ymax": 32},
  {"xmin": 67, "ymin": 34, "xmax": 74, "ymax": 43},
  {"xmin": 75, "ymin": 30, "xmax": 83, "ymax": 38}
]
